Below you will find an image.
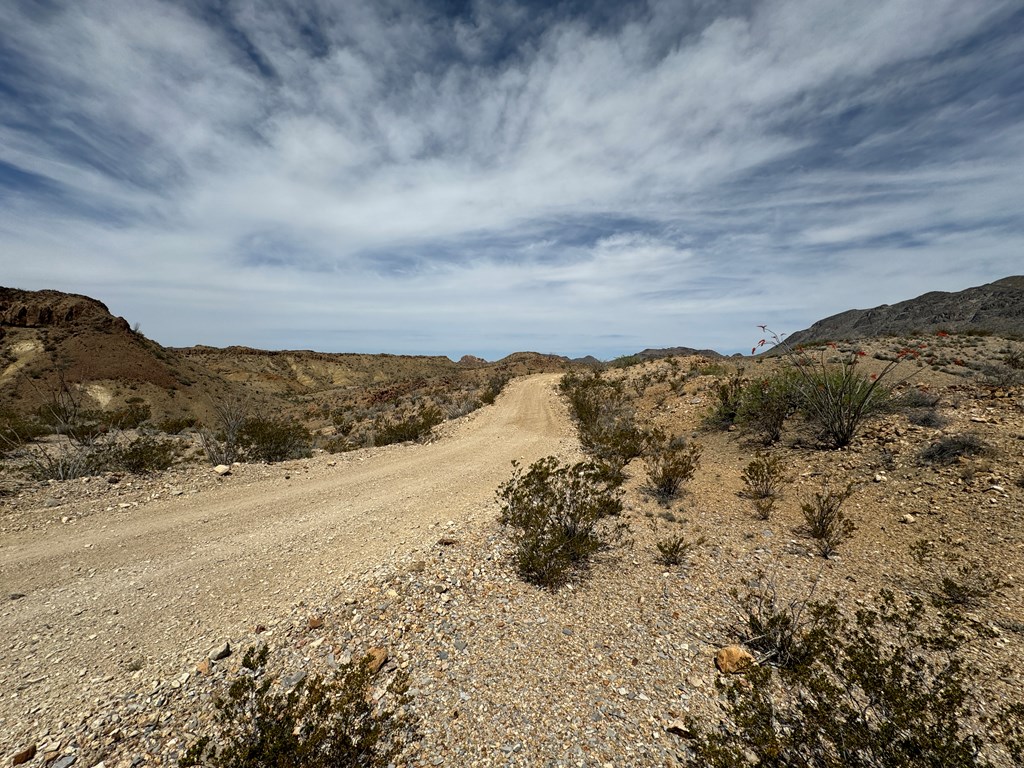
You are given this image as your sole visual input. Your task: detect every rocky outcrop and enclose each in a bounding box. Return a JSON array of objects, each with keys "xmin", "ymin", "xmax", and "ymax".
[
  {"xmin": 0, "ymin": 287, "xmax": 130, "ymax": 332},
  {"xmin": 787, "ymin": 276, "xmax": 1024, "ymax": 345}
]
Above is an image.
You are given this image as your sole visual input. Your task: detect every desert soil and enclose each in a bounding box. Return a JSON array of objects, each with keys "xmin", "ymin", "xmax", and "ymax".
[
  {"xmin": 2, "ymin": 353, "xmax": 1023, "ymax": 768},
  {"xmin": 1, "ymin": 374, "xmax": 577, "ymax": 764}
]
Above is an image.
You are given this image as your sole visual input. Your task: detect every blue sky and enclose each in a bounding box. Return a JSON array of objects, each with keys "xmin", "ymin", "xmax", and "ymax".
[{"xmin": 1, "ymin": 0, "xmax": 1022, "ymax": 359}]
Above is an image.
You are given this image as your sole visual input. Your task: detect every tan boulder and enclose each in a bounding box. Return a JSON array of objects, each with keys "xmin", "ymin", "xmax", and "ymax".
[{"xmin": 715, "ymin": 645, "xmax": 754, "ymax": 674}]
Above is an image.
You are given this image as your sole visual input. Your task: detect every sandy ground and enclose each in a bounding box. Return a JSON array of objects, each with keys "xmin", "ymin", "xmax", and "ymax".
[{"xmin": 0, "ymin": 374, "xmax": 575, "ymax": 735}]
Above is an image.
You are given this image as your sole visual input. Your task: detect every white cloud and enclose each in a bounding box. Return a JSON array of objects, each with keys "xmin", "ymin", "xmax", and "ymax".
[{"xmin": 0, "ymin": 0, "xmax": 1021, "ymax": 357}]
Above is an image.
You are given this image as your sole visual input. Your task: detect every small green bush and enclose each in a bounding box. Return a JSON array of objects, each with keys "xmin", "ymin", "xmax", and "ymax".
[
  {"xmin": 179, "ymin": 646, "xmax": 416, "ymax": 768},
  {"xmin": 239, "ymin": 416, "xmax": 312, "ymax": 462},
  {"xmin": 741, "ymin": 453, "xmax": 788, "ymax": 501},
  {"xmin": 645, "ymin": 437, "xmax": 701, "ymax": 500},
  {"xmin": 158, "ymin": 416, "xmax": 200, "ymax": 434},
  {"xmin": 800, "ymin": 482, "xmax": 856, "ymax": 558},
  {"xmin": 898, "ymin": 388, "xmax": 941, "ymax": 409},
  {"xmin": 479, "ymin": 375, "xmax": 509, "ymax": 405},
  {"xmin": 686, "ymin": 589, "xmax": 1024, "ymax": 767},
  {"xmin": 497, "ymin": 457, "xmax": 626, "ymax": 589},
  {"xmin": 907, "ymin": 408, "xmax": 948, "ymax": 428},
  {"xmin": 373, "ymin": 405, "xmax": 443, "ymax": 446},
  {"xmin": 736, "ymin": 372, "xmax": 800, "ymax": 443},
  {"xmin": 104, "ymin": 402, "xmax": 151, "ymax": 429},
  {"xmin": 559, "ymin": 370, "xmax": 646, "ymax": 478},
  {"xmin": 919, "ymin": 434, "xmax": 993, "ymax": 466},
  {"xmin": 24, "ymin": 441, "xmax": 109, "ymax": 481},
  {"xmin": 656, "ymin": 534, "xmax": 704, "ymax": 567},
  {"xmin": 707, "ymin": 372, "xmax": 745, "ymax": 428},
  {"xmin": 111, "ymin": 435, "xmax": 179, "ymax": 473},
  {"xmin": 0, "ymin": 408, "xmax": 48, "ymax": 450},
  {"xmin": 732, "ymin": 573, "xmax": 827, "ymax": 669}
]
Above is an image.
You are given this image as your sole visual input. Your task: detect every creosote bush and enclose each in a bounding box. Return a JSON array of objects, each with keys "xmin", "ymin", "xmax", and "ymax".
[
  {"xmin": 559, "ymin": 370, "xmax": 648, "ymax": 481},
  {"xmin": 238, "ymin": 416, "xmax": 312, "ymax": 462},
  {"xmin": 497, "ymin": 457, "xmax": 626, "ymax": 589},
  {"xmin": 740, "ymin": 453, "xmax": 788, "ymax": 521},
  {"xmin": 687, "ymin": 589, "xmax": 1024, "ymax": 767},
  {"xmin": 736, "ymin": 371, "xmax": 800, "ymax": 444},
  {"xmin": 373, "ymin": 405, "xmax": 443, "ymax": 446},
  {"xmin": 707, "ymin": 372, "xmax": 745, "ymax": 429},
  {"xmin": 179, "ymin": 646, "xmax": 416, "ymax": 768},
  {"xmin": 732, "ymin": 571, "xmax": 825, "ymax": 669},
  {"xmin": 800, "ymin": 482, "xmax": 856, "ymax": 558},
  {"xmin": 645, "ymin": 435, "xmax": 701, "ymax": 501},
  {"xmin": 656, "ymin": 533, "xmax": 705, "ymax": 567},
  {"xmin": 110, "ymin": 434, "xmax": 179, "ymax": 473}
]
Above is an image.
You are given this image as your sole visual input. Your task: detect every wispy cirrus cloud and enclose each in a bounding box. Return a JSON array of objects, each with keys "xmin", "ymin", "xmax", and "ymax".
[{"xmin": 1, "ymin": 0, "xmax": 1022, "ymax": 358}]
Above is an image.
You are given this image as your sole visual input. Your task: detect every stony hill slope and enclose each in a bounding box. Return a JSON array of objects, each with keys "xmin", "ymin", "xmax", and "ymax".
[{"xmin": 786, "ymin": 275, "xmax": 1024, "ymax": 346}]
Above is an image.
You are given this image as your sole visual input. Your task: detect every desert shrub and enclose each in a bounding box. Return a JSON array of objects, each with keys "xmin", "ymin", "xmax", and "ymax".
[
  {"xmin": 736, "ymin": 371, "xmax": 800, "ymax": 443},
  {"xmin": 110, "ymin": 435, "xmax": 179, "ymax": 473},
  {"xmin": 373, "ymin": 405, "xmax": 443, "ymax": 446},
  {"xmin": 239, "ymin": 416, "xmax": 312, "ymax": 462},
  {"xmin": 104, "ymin": 402, "xmax": 151, "ymax": 429},
  {"xmin": 179, "ymin": 646, "xmax": 416, "ymax": 768},
  {"xmin": 1002, "ymin": 344, "xmax": 1024, "ymax": 370},
  {"xmin": 898, "ymin": 388, "xmax": 941, "ymax": 409},
  {"xmin": 559, "ymin": 370, "xmax": 645, "ymax": 479},
  {"xmin": 707, "ymin": 372, "xmax": 745, "ymax": 428},
  {"xmin": 479, "ymin": 374, "xmax": 510, "ymax": 405},
  {"xmin": 796, "ymin": 362, "xmax": 894, "ymax": 448},
  {"xmin": 656, "ymin": 533, "xmax": 704, "ymax": 567},
  {"xmin": 800, "ymin": 482, "xmax": 856, "ymax": 558},
  {"xmin": 200, "ymin": 399, "xmax": 249, "ymax": 465},
  {"xmin": 497, "ymin": 457, "xmax": 626, "ymax": 589},
  {"xmin": 0, "ymin": 407, "xmax": 48, "ymax": 450},
  {"xmin": 740, "ymin": 453, "xmax": 788, "ymax": 503},
  {"xmin": 645, "ymin": 436, "xmax": 701, "ymax": 500},
  {"xmin": 935, "ymin": 562, "xmax": 1005, "ymax": 611},
  {"xmin": 919, "ymin": 434, "xmax": 993, "ymax": 465},
  {"xmin": 753, "ymin": 330, "xmax": 911, "ymax": 448},
  {"xmin": 910, "ymin": 540, "xmax": 1006, "ymax": 611},
  {"xmin": 686, "ymin": 589, "xmax": 1024, "ymax": 767},
  {"xmin": 731, "ymin": 572, "xmax": 827, "ymax": 669},
  {"xmin": 978, "ymin": 362, "xmax": 1024, "ymax": 388},
  {"xmin": 158, "ymin": 416, "xmax": 200, "ymax": 434},
  {"xmin": 907, "ymin": 408, "xmax": 949, "ymax": 428},
  {"xmin": 23, "ymin": 438, "xmax": 112, "ymax": 481}
]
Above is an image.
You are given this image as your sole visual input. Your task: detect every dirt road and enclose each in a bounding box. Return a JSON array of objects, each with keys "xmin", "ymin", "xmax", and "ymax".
[{"xmin": 0, "ymin": 373, "xmax": 575, "ymax": 737}]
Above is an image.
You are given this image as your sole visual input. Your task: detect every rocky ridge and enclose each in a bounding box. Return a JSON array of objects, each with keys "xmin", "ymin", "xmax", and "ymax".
[{"xmin": 786, "ymin": 275, "xmax": 1024, "ymax": 345}]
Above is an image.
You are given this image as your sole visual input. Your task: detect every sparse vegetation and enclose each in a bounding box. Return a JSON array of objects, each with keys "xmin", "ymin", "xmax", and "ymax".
[
  {"xmin": 707, "ymin": 371, "xmax": 745, "ymax": 429},
  {"xmin": 754, "ymin": 329, "xmax": 911, "ymax": 448},
  {"xmin": 800, "ymin": 482, "xmax": 856, "ymax": 558},
  {"xmin": 687, "ymin": 589, "xmax": 1024, "ymax": 767},
  {"xmin": 736, "ymin": 371, "xmax": 800, "ymax": 443},
  {"xmin": 644, "ymin": 434, "xmax": 701, "ymax": 500},
  {"xmin": 200, "ymin": 399, "xmax": 249, "ymax": 465},
  {"xmin": 373, "ymin": 405, "xmax": 443, "ymax": 446},
  {"xmin": 740, "ymin": 453, "xmax": 788, "ymax": 520},
  {"xmin": 497, "ymin": 457, "xmax": 626, "ymax": 589},
  {"xmin": 110, "ymin": 434, "xmax": 180, "ymax": 473},
  {"xmin": 179, "ymin": 646, "xmax": 416, "ymax": 768},
  {"xmin": 919, "ymin": 434, "xmax": 993, "ymax": 465},
  {"xmin": 559, "ymin": 369, "xmax": 646, "ymax": 483},
  {"xmin": 238, "ymin": 416, "xmax": 312, "ymax": 462},
  {"xmin": 655, "ymin": 533, "xmax": 704, "ymax": 567},
  {"xmin": 732, "ymin": 571, "xmax": 825, "ymax": 669}
]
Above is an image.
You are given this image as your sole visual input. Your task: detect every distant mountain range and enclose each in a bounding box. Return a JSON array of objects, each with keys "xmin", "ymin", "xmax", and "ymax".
[{"xmin": 786, "ymin": 276, "xmax": 1024, "ymax": 346}]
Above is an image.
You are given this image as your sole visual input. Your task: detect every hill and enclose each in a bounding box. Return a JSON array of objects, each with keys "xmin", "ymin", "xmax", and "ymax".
[
  {"xmin": 0, "ymin": 287, "xmax": 574, "ymax": 428},
  {"xmin": 786, "ymin": 275, "xmax": 1024, "ymax": 346}
]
